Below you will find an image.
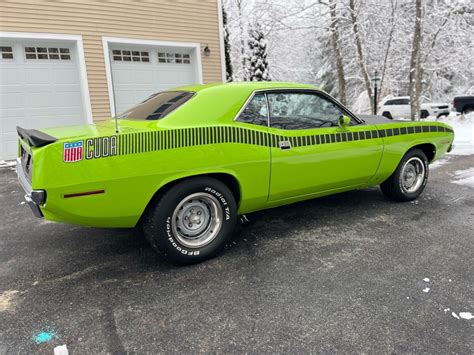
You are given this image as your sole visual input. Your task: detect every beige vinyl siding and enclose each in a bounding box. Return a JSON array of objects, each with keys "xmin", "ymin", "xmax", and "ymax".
[{"xmin": 0, "ymin": 0, "xmax": 223, "ymax": 120}]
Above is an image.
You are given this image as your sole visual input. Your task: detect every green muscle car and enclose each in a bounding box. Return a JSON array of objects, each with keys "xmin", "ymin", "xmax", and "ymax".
[{"xmin": 16, "ymin": 82, "xmax": 454, "ymax": 264}]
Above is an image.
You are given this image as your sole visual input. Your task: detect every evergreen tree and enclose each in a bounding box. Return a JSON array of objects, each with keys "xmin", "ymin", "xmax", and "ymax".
[
  {"xmin": 246, "ymin": 24, "xmax": 270, "ymax": 81},
  {"xmin": 222, "ymin": 5, "xmax": 233, "ymax": 82}
]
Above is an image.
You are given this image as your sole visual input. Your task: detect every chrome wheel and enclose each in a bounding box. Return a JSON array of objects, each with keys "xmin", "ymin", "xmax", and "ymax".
[
  {"xmin": 171, "ymin": 192, "xmax": 223, "ymax": 248},
  {"xmin": 401, "ymin": 157, "xmax": 425, "ymax": 193}
]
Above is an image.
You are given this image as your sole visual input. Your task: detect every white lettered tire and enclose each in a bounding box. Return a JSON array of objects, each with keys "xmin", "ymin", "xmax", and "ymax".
[
  {"xmin": 380, "ymin": 148, "xmax": 429, "ymax": 202},
  {"xmin": 143, "ymin": 176, "xmax": 237, "ymax": 264}
]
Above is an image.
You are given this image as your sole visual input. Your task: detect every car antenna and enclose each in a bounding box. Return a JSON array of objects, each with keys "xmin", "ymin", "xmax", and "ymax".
[{"xmin": 114, "ymin": 114, "xmax": 119, "ymax": 134}]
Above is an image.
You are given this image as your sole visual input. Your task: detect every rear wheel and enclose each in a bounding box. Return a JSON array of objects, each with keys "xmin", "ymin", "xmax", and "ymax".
[
  {"xmin": 380, "ymin": 149, "xmax": 429, "ymax": 202},
  {"xmin": 143, "ymin": 177, "xmax": 237, "ymax": 264}
]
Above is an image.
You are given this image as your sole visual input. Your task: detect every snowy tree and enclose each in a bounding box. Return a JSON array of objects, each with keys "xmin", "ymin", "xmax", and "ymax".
[
  {"xmin": 246, "ymin": 23, "xmax": 270, "ymax": 81},
  {"xmin": 222, "ymin": 0, "xmax": 473, "ymax": 112},
  {"xmin": 222, "ymin": 4, "xmax": 233, "ymax": 81}
]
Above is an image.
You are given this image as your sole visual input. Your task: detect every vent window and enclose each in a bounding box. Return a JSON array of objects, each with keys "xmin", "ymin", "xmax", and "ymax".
[
  {"xmin": 0, "ymin": 46, "xmax": 13, "ymax": 59},
  {"xmin": 112, "ymin": 49, "xmax": 150, "ymax": 62},
  {"xmin": 158, "ymin": 52, "xmax": 191, "ymax": 64},
  {"xmin": 25, "ymin": 47, "xmax": 71, "ymax": 60}
]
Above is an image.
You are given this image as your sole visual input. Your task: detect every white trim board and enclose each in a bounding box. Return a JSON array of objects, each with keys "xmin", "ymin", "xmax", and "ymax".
[
  {"xmin": 217, "ymin": 0, "xmax": 226, "ymax": 83},
  {"xmin": 102, "ymin": 36, "xmax": 204, "ymax": 117},
  {"xmin": 0, "ymin": 31, "xmax": 93, "ymax": 124}
]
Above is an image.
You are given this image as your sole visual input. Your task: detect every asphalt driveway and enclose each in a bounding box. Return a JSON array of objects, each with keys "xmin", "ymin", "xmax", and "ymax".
[{"xmin": 0, "ymin": 155, "xmax": 473, "ymax": 353}]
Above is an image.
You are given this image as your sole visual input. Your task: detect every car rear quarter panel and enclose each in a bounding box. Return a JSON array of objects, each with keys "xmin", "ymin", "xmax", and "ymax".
[
  {"xmin": 33, "ymin": 124, "xmax": 270, "ymax": 228},
  {"xmin": 367, "ymin": 122, "xmax": 454, "ymax": 185}
]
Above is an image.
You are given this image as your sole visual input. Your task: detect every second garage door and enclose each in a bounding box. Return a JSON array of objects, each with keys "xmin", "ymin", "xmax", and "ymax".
[{"xmin": 109, "ymin": 44, "xmax": 200, "ymax": 115}]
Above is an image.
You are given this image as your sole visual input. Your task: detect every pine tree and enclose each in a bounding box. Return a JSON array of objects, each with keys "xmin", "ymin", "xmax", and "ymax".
[
  {"xmin": 222, "ymin": 5, "xmax": 233, "ymax": 82},
  {"xmin": 246, "ymin": 24, "xmax": 270, "ymax": 81}
]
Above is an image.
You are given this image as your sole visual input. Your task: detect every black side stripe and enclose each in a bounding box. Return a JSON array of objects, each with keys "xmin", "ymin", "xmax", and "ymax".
[{"xmin": 113, "ymin": 125, "xmax": 449, "ymax": 156}]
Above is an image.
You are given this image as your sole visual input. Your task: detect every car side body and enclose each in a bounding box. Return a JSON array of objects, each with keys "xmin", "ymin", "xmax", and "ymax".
[
  {"xmin": 379, "ymin": 96, "xmax": 450, "ymax": 119},
  {"xmin": 17, "ymin": 82, "xmax": 454, "ymax": 228},
  {"xmin": 451, "ymin": 95, "xmax": 474, "ymax": 114}
]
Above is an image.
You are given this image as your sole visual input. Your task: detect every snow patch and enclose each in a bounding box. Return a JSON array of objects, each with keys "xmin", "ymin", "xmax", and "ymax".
[
  {"xmin": 0, "ymin": 290, "xmax": 19, "ymax": 312},
  {"xmin": 428, "ymin": 113, "xmax": 474, "ymax": 156},
  {"xmin": 422, "ymin": 287, "xmax": 430, "ymax": 293},
  {"xmin": 459, "ymin": 312, "xmax": 473, "ymax": 320},
  {"xmin": 451, "ymin": 167, "xmax": 474, "ymax": 187},
  {"xmin": 430, "ymin": 157, "xmax": 450, "ymax": 170},
  {"xmin": 451, "ymin": 312, "xmax": 460, "ymax": 319},
  {"xmin": 0, "ymin": 160, "xmax": 16, "ymax": 168},
  {"xmin": 54, "ymin": 344, "xmax": 69, "ymax": 355},
  {"xmin": 423, "ymin": 277, "xmax": 430, "ymax": 282}
]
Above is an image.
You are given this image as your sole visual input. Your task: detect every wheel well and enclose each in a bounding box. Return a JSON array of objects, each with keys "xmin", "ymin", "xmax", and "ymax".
[
  {"xmin": 138, "ymin": 173, "xmax": 241, "ymax": 226},
  {"xmin": 410, "ymin": 143, "xmax": 436, "ymax": 162}
]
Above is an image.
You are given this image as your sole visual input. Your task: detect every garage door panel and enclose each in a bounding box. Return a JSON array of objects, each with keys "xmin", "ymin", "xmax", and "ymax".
[
  {"xmin": 0, "ymin": 67, "xmax": 19, "ymax": 84},
  {"xmin": 55, "ymin": 92, "xmax": 83, "ymax": 108},
  {"xmin": 24, "ymin": 67, "xmax": 53, "ymax": 84},
  {"xmin": 0, "ymin": 92, "xmax": 23, "ymax": 109},
  {"xmin": 53, "ymin": 69, "xmax": 80, "ymax": 84}
]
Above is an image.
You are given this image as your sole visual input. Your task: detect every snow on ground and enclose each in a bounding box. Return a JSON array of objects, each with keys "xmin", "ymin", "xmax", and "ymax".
[
  {"xmin": 451, "ymin": 167, "xmax": 474, "ymax": 188},
  {"xmin": 427, "ymin": 112, "xmax": 474, "ymax": 156},
  {"xmin": 430, "ymin": 156, "xmax": 451, "ymax": 170},
  {"xmin": 0, "ymin": 160, "xmax": 16, "ymax": 168}
]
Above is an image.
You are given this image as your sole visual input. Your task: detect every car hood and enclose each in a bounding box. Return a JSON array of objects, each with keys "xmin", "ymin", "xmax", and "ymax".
[{"xmin": 421, "ymin": 102, "xmax": 449, "ymax": 108}]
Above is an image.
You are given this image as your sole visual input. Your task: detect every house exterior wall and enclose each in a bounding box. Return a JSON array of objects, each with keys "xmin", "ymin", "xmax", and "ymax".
[{"xmin": 0, "ymin": 0, "xmax": 223, "ymax": 120}]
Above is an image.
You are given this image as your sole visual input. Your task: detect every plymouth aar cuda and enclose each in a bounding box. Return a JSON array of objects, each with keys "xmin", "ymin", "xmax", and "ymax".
[{"xmin": 16, "ymin": 82, "xmax": 454, "ymax": 264}]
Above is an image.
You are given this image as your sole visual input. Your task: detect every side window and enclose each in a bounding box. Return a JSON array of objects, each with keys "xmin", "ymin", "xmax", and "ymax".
[
  {"xmin": 236, "ymin": 94, "xmax": 268, "ymax": 127},
  {"xmin": 267, "ymin": 92, "xmax": 346, "ymax": 130},
  {"xmin": 385, "ymin": 100, "xmax": 396, "ymax": 106},
  {"xmin": 400, "ymin": 98, "xmax": 410, "ymax": 105}
]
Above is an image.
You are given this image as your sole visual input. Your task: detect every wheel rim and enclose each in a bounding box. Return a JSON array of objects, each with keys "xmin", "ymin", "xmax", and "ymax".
[
  {"xmin": 401, "ymin": 157, "xmax": 425, "ymax": 193},
  {"xmin": 171, "ymin": 192, "xmax": 223, "ymax": 248}
]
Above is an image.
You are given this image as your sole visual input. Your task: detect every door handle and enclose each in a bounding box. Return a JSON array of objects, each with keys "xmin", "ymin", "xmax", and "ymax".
[{"xmin": 279, "ymin": 140, "xmax": 292, "ymax": 150}]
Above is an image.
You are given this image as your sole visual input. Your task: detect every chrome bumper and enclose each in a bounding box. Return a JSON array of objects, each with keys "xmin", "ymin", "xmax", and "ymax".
[{"xmin": 16, "ymin": 158, "xmax": 44, "ymax": 218}]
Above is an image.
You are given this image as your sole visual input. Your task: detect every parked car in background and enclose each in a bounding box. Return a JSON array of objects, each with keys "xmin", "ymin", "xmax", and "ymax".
[
  {"xmin": 451, "ymin": 96, "xmax": 474, "ymax": 114},
  {"xmin": 379, "ymin": 96, "xmax": 450, "ymax": 119}
]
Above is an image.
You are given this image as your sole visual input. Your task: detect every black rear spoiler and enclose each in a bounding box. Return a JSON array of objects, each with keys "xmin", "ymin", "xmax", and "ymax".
[{"xmin": 17, "ymin": 126, "xmax": 57, "ymax": 147}]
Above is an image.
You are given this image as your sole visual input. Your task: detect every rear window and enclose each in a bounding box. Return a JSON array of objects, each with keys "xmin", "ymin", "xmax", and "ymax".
[{"xmin": 117, "ymin": 91, "xmax": 194, "ymax": 120}]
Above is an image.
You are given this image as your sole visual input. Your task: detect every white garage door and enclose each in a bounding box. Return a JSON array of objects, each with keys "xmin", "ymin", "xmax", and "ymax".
[
  {"xmin": 110, "ymin": 45, "xmax": 199, "ymax": 115},
  {"xmin": 0, "ymin": 39, "xmax": 86, "ymax": 160}
]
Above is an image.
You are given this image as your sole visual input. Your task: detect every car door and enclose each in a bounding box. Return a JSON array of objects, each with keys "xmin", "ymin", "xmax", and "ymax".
[
  {"xmin": 399, "ymin": 98, "xmax": 411, "ymax": 118},
  {"xmin": 390, "ymin": 99, "xmax": 403, "ymax": 118},
  {"xmin": 266, "ymin": 90, "xmax": 384, "ymax": 202}
]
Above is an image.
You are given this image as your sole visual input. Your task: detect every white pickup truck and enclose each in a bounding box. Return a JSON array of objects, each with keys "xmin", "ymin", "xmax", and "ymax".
[{"xmin": 379, "ymin": 96, "xmax": 450, "ymax": 119}]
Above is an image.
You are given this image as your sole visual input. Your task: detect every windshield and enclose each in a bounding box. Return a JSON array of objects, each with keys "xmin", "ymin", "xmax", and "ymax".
[{"xmin": 117, "ymin": 91, "xmax": 194, "ymax": 120}]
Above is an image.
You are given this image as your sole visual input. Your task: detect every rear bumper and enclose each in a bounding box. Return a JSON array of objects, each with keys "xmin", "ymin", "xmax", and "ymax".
[{"xmin": 16, "ymin": 158, "xmax": 45, "ymax": 218}]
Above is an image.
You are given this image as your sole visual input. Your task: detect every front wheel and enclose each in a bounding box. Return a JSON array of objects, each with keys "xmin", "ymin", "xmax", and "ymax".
[
  {"xmin": 143, "ymin": 177, "xmax": 237, "ymax": 264},
  {"xmin": 380, "ymin": 149, "xmax": 429, "ymax": 202}
]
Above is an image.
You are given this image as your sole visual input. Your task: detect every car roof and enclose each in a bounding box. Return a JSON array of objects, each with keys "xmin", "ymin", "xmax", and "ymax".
[
  {"xmin": 386, "ymin": 96, "xmax": 410, "ymax": 100},
  {"xmin": 158, "ymin": 82, "xmax": 321, "ymax": 127},
  {"xmin": 173, "ymin": 81, "xmax": 318, "ymax": 94}
]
